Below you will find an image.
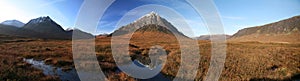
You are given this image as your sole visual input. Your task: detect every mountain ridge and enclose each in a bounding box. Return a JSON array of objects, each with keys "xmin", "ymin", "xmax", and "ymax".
[
  {"xmin": 0, "ymin": 16, "xmax": 93, "ymax": 39},
  {"xmin": 230, "ymin": 15, "xmax": 300, "ymax": 42}
]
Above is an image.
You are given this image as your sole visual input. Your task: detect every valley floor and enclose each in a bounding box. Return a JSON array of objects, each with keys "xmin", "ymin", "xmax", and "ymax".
[{"xmin": 0, "ymin": 35, "xmax": 299, "ymax": 81}]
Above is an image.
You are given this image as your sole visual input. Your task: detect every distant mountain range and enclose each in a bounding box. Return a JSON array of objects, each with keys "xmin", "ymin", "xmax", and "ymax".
[
  {"xmin": 0, "ymin": 12, "xmax": 299, "ymax": 42},
  {"xmin": 230, "ymin": 15, "xmax": 300, "ymax": 43},
  {"xmin": 0, "ymin": 16, "xmax": 92, "ymax": 39},
  {"xmin": 1, "ymin": 20, "xmax": 25, "ymax": 27},
  {"xmin": 195, "ymin": 34, "xmax": 231, "ymax": 40}
]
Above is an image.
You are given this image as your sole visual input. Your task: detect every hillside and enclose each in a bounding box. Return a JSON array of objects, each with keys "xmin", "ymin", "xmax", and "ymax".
[{"xmin": 230, "ymin": 16, "xmax": 300, "ymax": 43}]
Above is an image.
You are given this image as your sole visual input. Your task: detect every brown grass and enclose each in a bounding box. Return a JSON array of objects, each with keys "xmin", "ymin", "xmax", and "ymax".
[
  {"xmin": 0, "ymin": 45, "xmax": 59, "ymax": 80},
  {"xmin": 0, "ymin": 33, "xmax": 299, "ymax": 81}
]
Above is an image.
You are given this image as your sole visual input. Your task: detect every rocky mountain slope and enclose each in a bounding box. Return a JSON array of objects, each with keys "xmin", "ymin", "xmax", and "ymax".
[
  {"xmin": 230, "ymin": 16, "xmax": 300, "ymax": 43},
  {"xmin": 111, "ymin": 12, "xmax": 186, "ymax": 37},
  {"xmin": 130, "ymin": 24, "xmax": 179, "ymax": 40}
]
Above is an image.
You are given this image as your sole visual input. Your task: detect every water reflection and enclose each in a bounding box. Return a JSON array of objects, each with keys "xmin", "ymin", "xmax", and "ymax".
[
  {"xmin": 24, "ymin": 58, "xmax": 171, "ymax": 81},
  {"xmin": 23, "ymin": 58, "xmax": 80, "ymax": 81}
]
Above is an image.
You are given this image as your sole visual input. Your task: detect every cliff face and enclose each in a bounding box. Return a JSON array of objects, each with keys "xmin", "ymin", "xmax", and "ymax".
[{"xmin": 230, "ymin": 16, "xmax": 300, "ymax": 43}]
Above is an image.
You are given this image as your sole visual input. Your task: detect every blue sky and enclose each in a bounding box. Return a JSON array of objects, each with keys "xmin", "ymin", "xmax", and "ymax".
[{"xmin": 0, "ymin": 0, "xmax": 299, "ymax": 37}]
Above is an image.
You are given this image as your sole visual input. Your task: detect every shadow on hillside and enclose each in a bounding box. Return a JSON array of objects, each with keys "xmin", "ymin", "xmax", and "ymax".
[{"xmin": 250, "ymin": 74, "xmax": 300, "ymax": 81}]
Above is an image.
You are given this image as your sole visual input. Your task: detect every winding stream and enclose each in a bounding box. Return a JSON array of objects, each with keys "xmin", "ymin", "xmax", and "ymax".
[
  {"xmin": 23, "ymin": 58, "xmax": 171, "ymax": 81},
  {"xmin": 23, "ymin": 58, "xmax": 80, "ymax": 81}
]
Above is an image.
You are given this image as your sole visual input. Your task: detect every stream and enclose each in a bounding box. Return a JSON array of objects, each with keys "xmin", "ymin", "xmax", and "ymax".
[
  {"xmin": 23, "ymin": 58, "xmax": 80, "ymax": 81},
  {"xmin": 24, "ymin": 58, "xmax": 171, "ymax": 81}
]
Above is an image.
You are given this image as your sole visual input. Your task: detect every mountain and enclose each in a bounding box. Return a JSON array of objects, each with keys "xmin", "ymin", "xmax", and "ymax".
[
  {"xmin": 23, "ymin": 16, "xmax": 67, "ymax": 35},
  {"xmin": 19, "ymin": 16, "xmax": 72, "ymax": 39},
  {"xmin": 111, "ymin": 11, "xmax": 186, "ymax": 37},
  {"xmin": 230, "ymin": 15, "xmax": 300, "ymax": 43},
  {"xmin": 195, "ymin": 34, "xmax": 231, "ymax": 40},
  {"xmin": 66, "ymin": 29, "xmax": 95, "ymax": 39},
  {"xmin": 1, "ymin": 20, "xmax": 25, "ymax": 27},
  {"xmin": 0, "ymin": 16, "xmax": 93, "ymax": 39}
]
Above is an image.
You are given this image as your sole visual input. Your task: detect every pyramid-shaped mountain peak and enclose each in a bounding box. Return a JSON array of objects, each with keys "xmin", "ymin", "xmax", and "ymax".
[
  {"xmin": 22, "ymin": 16, "xmax": 66, "ymax": 35},
  {"xmin": 112, "ymin": 12, "xmax": 186, "ymax": 37},
  {"xmin": 27, "ymin": 16, "xmax": 53, "ymax": 24}
]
